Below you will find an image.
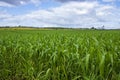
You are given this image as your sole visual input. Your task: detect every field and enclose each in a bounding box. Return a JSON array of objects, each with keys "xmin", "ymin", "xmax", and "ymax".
[{"xmin": 0, "ymin": 29, "xmax": 120, "ymax": 80}]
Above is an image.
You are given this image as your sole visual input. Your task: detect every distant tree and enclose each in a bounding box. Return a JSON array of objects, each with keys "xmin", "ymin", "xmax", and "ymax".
[
  {"xmin": 91, "ymin": 27, "xmax": 96, "ymax": 30},
  {"xmin": 5, "ymin": 26, "xmax": 10, "ymax": 28},
  {"xmin": 18, "ymin": 25, "xmax": 21, "ymax": 27}
]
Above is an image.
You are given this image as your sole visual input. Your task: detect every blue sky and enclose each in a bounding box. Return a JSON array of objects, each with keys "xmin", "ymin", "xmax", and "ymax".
[{"xmin": 0, "ymin": 0, "xmax": 120, "ymax": 29}]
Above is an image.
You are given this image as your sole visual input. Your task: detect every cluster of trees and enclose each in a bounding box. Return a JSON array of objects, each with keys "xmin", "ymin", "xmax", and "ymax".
[
  {"xmin": 91, "ymin": 25, "xmax": 105, "ymax": 30},
  {"xmin": 0, "ymin": 25, "xmax": 106, "ymax": 30}
]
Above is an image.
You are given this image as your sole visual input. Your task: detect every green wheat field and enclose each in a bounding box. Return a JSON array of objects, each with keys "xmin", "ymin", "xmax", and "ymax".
[{"xmin": 0, "ymin": 29, "xmax": 120, "ymax": 80}]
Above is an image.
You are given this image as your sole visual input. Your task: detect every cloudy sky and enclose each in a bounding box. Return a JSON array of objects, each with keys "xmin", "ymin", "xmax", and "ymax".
[{"xmin": 0, "ymin": 0, "xmax": 120, "ymax": 29}]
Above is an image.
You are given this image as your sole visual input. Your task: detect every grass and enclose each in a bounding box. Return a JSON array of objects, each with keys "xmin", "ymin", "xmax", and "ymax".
[{"xmin": 0, "ymin": 29, "xmax": 120, "ymax": 80}]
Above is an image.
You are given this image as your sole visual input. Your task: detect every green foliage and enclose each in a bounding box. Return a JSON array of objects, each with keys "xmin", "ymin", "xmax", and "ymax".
[{"xmin": 0, "ymin": 29, "xmax": 120, "ymax": 80}]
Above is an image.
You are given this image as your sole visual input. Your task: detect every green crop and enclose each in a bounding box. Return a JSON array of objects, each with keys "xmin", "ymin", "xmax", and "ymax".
[{"xmin": 0, "ymin": 29, "xmax": 120, "ymax": 80}]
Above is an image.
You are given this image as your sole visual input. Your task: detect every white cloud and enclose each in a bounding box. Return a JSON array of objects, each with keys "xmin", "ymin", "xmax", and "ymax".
[
  {"xmin": 102, "ymin": 0, "xmax": 116, "ymax": 2},
  {"xmin": 0, "ymin": 0, "xmax": 41, "ymax": 7},
  {"xmin": 0, "ymin": 1, "xmax": 120, "ymax": 29},
  {"xmin": 0, "ymin": 1, "xmax": 14, "ymax": 7},
  {"xmin": 0, "ymin": 11, "xmax": 12, "ymax": 20},
  {"xmin": 30, "ymin": 0, "xmax": 41, "ymax": 4},
  {"xmin": 96, "ymin": 5, "xmax": 114, "ymax": 16}
]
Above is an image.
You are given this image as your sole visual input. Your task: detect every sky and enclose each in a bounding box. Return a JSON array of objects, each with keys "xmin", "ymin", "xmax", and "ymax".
[{"xmin": 0, "ymin": 0, "xmax": 120, "ymax": 29}]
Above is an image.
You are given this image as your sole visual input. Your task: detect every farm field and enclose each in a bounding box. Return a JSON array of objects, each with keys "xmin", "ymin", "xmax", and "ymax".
[{"xmin": 0, "ymin": 29, "xmax": 120, "ymax": 80}]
